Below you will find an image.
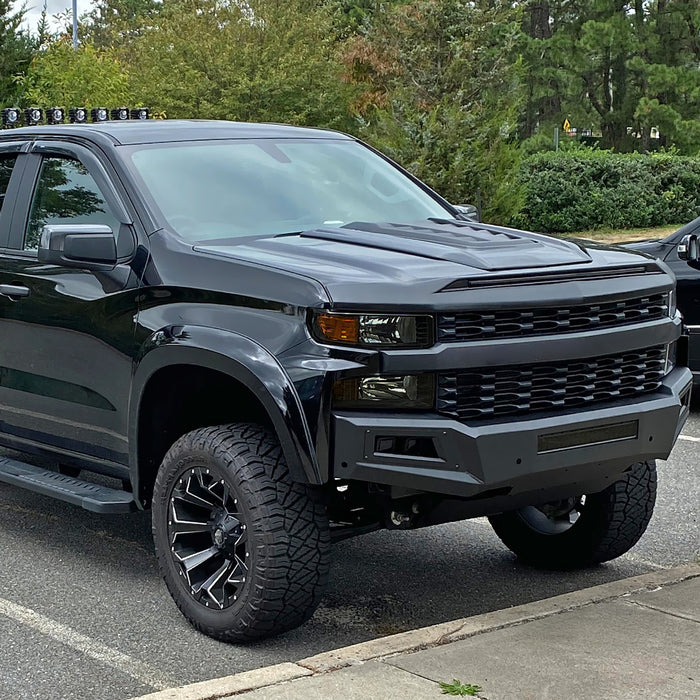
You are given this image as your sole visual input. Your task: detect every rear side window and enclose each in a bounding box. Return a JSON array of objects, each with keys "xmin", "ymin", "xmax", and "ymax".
[
  {"xmin": 0, "ymin": 155, "xmax": 17, "ymax": 213},
  {"xmin": 24, "ymin": 156, "xmax": 120, "ymax": 251}
]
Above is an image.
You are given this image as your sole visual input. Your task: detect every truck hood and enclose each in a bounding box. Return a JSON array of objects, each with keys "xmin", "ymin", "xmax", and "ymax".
[{"xmin": 195, "ymin": 220, "xmax": 662, "ymax": 308}]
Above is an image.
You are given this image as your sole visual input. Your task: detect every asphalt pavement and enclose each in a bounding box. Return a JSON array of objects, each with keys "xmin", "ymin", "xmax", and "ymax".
[{"xmin": 0, "ymin": 409, "xmax": 698, "ymax": 699}]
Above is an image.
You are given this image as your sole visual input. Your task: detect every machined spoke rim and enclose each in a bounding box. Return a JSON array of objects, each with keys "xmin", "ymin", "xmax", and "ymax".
[{"xmin": 168, "ymin": 467, "xmax": 249, "ymax": 609}]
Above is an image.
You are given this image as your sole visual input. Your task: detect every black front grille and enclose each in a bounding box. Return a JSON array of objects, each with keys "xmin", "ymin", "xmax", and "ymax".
[
  {"xmin": 438, "ymin": 345, "xmax": 666, "ymax": 421},
  {"xmin": 437, "ymin": 294, "xmax": 667, "ymax": 343}
]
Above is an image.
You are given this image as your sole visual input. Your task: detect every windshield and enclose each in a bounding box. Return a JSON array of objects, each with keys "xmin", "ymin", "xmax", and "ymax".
[{"xmin": 127, "ymin": 139, "xmax": 451, "ymax": 241}]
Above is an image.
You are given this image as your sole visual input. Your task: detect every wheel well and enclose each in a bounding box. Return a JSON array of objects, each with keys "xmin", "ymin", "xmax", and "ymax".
[{"xmin": 137, "ymin": 365, "xmax": 271, "ymax": 504}]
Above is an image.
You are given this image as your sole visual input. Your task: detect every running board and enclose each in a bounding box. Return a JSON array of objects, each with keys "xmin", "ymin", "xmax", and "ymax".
[{"xmin": 0, "ymin": 457, "xmax": 137, "ymax": 514}]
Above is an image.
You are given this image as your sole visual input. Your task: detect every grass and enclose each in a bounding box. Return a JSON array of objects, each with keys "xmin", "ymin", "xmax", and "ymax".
[
  {"xmin": 439, "ymin": 679, "xmax": 483, "ymax": 696},
  {"xmin": 553, "ymin": 224, "xmax": 682, "ymax": 244}
]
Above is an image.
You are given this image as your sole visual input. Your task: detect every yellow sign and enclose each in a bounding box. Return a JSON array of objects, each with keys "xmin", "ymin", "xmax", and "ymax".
[{"xmin": 563, "ymin": 119, "xmax": 571, "ymax": 131}]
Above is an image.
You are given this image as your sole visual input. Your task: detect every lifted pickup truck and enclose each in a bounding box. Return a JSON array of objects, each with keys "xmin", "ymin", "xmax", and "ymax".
[{"xmin": 0, "ymin": 119, "xmax": 692, "ymax": 642}]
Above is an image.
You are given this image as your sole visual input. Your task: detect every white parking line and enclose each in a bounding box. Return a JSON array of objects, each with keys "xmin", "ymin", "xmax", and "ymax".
[
  {"xmin": 0, "ymin": 597, "xmax": 176, "ymax": 691},
  {"xmin": 678, "ymin": 434, "xmax": 700, "ymax": 443}
]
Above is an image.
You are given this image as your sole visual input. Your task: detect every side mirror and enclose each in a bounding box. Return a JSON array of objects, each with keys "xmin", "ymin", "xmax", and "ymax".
[
  {"xmin": 38, "ymin": 224, "xmax": 118, "ymax": 271},
  {"xmin": 452, "ymin": 204, "xmax": 480, "ymax": 222},
  {"xmin": 678, "ymin": 233, "xmax": 699, "ymax": 262}
]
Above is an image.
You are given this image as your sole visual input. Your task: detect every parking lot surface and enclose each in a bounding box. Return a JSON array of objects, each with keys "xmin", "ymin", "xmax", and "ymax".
[{"xmin": 1, "ymin": 411, "xmax": 698, "ymax": 700}]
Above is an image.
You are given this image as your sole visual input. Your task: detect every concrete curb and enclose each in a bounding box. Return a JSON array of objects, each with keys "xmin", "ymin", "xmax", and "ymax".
[{"xmin": 130, "ymin": 562, "xmax": 700, "ymax": 700}]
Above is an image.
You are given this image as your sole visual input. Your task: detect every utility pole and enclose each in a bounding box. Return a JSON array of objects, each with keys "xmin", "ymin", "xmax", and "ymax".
[{"xmin": 72, "ymin": 0, "xmax": 78, "ymax": 49}]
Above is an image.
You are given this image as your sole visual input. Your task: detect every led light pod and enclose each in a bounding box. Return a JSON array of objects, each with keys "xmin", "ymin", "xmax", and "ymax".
[
  {"xmin": 1, "ymin": 108, "xmax": 21, "ymax": 126},
  {"xmin": 91, "ymin": 107, "xmax": 109, "ymax": 122},
  {"xmin": 46, "ymin": 107, "xmax": 65, "ymax": 125},
  {"xmin": 110, "ymin": 107, "xmax": 130, "ymax": 121},
  {"xmin": 69, "ymin": 107, "xmax": 88, "ymax": 124},
  {"xmin": 24, "ymin": 107, "xmax": 43, "ymax": 125},
  {"xmin": 130, "ymin": 107, "xmax": 149, "ymax": 120}
]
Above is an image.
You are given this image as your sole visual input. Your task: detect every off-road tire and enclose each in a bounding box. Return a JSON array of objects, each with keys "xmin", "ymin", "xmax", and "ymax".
[
  {"xmin": 488, "ymin": 460, "xmax": 657, "ymax": 570},
  {"xmin": 152, "ymin": 423, "xmax": 330, "ymax": 642}
]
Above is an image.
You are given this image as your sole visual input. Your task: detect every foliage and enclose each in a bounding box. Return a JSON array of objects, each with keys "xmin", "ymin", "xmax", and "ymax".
[
  {"xmin": 343, "ymin": 0, "xmax": 524, "ymax": 220},
  {"xmin": 10, "ymin": 0, "xmax": 700, "ymax": 229},
  {"xmin": 120, "ymin": 0, "xmax": 358, "ymax": 130},
  {"xmin": 19, "ymin": 40, "xmax": 131, "ymax": 108},
  {"xmin": 520, "ymin": 1, "xmax": 700, "ymax": 153},
  {"xmin": 513, "ymin": 150, "xmax": 700, "ymax": 232},
  {"xmin": 439, "ymin": 679, "xmax": 483, "ymax": 696},
  {"xmin": 0, "ymin": 0, "xmax": 35, "ymax": 105}
]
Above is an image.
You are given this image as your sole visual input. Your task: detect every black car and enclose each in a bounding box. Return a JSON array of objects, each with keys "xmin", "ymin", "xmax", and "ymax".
[
  {"xmin": 626, "ymin": 219, "xmax": 700, "ymax": 377},
  {"xmin": 0, "ymin": 118, "xmax": 692, "ymax": 642}
]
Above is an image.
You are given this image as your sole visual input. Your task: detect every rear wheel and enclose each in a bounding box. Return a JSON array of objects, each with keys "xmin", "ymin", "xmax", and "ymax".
[
  {"xmin": 152, "ymin": 423, "xmax": 330, "ymax": 642},
  {"xmin": 488, "ymin": 460, "xmax": 657, "ymax": 570}
]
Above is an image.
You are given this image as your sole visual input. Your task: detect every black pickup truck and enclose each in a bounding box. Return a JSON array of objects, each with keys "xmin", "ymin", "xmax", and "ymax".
[{"xmin": 0, "ymin": 119, "xmax": 693, "ymax": 642}]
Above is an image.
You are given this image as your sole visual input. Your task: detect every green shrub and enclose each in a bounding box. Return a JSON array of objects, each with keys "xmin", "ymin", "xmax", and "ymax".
[{"xmin": 511, "ymin": 150, "xmax": 700, "ymax": 233}]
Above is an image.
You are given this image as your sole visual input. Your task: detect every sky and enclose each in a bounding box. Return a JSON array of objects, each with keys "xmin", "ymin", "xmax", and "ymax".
[{"xmin": 17, "ymin": 0, "xmax": 93, "ymax": 33}]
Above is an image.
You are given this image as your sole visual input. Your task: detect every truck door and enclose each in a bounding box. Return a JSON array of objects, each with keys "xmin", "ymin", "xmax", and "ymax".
[{"xmin": 0, "ymin": 141, "xmax": 143, "ymax": 475}]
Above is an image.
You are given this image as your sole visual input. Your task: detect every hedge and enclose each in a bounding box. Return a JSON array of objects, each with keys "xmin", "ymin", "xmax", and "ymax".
[{"xmin": 510, "ymin": 150, "xmax": 700, "ymax": 233}]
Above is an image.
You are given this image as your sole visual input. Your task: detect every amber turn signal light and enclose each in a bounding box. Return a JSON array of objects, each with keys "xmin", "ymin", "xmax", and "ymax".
[{"xmin": 315, "ymin": 314, "xmax": 359, "ymax": 343}]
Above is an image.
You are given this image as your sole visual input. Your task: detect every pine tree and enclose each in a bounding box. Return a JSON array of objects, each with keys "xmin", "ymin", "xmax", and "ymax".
[{"xmin": 0, "ymin": 0, "xmax": 35, "ymax": 106}]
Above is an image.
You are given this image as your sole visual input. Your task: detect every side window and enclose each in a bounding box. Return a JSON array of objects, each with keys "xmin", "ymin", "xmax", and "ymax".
[
  {"xmin": 0, "ymin": 154, "xmax": 17, "ymax": 214},
  {"xmin": 24, "ymin": 156, "xmax": 120, "ymax": 252}
]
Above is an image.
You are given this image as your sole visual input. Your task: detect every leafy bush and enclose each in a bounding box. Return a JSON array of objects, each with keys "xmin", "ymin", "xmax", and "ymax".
[{"xmin": 512, "ymin": 150, "xmax": 700, "ymax": 233}]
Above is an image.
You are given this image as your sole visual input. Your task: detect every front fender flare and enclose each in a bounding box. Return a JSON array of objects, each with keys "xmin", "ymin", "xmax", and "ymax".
[{"xmin": 129, "ymin": 326, "xmax": 322, "ymax": 502}]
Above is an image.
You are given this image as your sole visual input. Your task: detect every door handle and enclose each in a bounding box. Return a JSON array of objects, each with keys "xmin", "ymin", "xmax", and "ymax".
[{"xmin": 0, "ymin": 284, "xmax": 30, "ymax": 300}]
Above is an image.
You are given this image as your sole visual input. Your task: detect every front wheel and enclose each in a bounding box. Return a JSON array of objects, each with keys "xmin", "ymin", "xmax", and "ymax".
[
  {"xmin": 488, "ymin": 460, "xmax": 657, "ymax": 570},
  {"xmin": 152, "ymin": 423, "xmax": 330, "ymax": 642}
]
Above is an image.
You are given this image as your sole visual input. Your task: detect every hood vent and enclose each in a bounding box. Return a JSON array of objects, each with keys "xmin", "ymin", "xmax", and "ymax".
[{"xmin": 299, "ymin": 220, "xmax": 591, "ymax": 271}]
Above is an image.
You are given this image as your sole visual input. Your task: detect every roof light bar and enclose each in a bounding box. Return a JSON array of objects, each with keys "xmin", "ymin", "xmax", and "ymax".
[
  {"xmin": 1, "ymin": 105, "xmax": 158, "ymax": 128},
  {"xmin": 69, "ymin": 107, "xmax": 88, "ymax": 124},
  {"xmin": 110, "ymin": 107, "xmax": 130, "ymax": 121},
  {"xmin": 46, "ymin": 107, "xmax": 65, "ymax": 125},
  {"xmin": 91, "ymin": 107, "xmax": 109, "ymax": 123},
  {"xmin": 1, "ymin": 108, "xmax": 20, "ymax": 127},
  {"xmin": 24, "ymin": 108, "xmax": 43, "ymax": 126}
]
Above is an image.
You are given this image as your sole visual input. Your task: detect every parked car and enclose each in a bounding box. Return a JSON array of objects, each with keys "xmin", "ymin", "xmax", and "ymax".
[
  {"xmin": 0, "ymin": 117, "xmax": 693, "ymax": 642},
  {"xmin": 625, "ymin": 219, "xmax": 700, "ymax": 377}
]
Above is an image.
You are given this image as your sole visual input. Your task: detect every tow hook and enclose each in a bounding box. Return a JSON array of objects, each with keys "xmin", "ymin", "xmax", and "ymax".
[{"xmin": 388, "ymin": 502, "xmax": 421, "ymax": 529}]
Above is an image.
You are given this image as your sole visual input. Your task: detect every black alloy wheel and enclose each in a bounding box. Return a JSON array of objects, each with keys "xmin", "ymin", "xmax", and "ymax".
[
  {"xmin": 152, "ymin": 423, "xmax": 330, "ymax": 642},
  {"xmin": 168, "ymin": 467, "xmax": 249, "ymax": 610},
  {"xmin": 489, "ymin": 461, "xmax": 657, "ymax": 570}
]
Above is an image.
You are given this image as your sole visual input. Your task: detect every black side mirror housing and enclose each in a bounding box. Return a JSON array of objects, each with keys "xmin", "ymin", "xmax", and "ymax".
[
  {"xmin": 678, "ymin": 233, "xmax": 700, "ymax": 262},
  {"xmin": 38, "ymin": 224, "xmax": 118, "ymax": 271},
  {"xmin": 452, "ymin": 203, "xmax": 480, "ymax": 222}
]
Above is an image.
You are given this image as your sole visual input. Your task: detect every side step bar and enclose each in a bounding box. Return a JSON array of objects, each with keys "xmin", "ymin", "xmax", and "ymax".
[{"xmin": 0, "ymin": 457, "xmax": 137, "ymax": 514}]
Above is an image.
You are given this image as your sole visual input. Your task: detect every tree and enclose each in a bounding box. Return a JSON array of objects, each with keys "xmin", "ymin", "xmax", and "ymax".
[
  {"xmin": 123, "ymin": 0, "xmax": 358, "ymax": 129},
  {"xmin": 0, "ymin": 0, "xmax": 35, "ymax": 105},
  {"xmin": 82, "ymin": 0, "xmax": 162, "ymax": 58},
  {"xmin": 519, "ymin": 1, "xmax": 700, "ymax": 153},
  {"xmin": 342, "ymin": 0, "xmax": 524, "ymax": 219},
  {"xmin": 19, "ymin": 39, "xmax": 131, "ymax": 108}
]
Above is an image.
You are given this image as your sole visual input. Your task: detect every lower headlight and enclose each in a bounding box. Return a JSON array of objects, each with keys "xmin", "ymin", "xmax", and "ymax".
[{"xmin": 332, "ymin": 375, "xmax": 435, "ymax": 410}]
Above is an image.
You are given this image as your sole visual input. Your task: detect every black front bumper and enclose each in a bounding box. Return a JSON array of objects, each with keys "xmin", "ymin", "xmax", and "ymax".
[{"xmin": 332, "ymin": 367, "xmax": 691, "ymax": 512}]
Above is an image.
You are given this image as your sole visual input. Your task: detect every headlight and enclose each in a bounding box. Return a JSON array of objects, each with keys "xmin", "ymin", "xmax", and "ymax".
[
  {"xmin": 667, "ymin": 289, "xmax": 676, "ymax": 318},
  {"xmin": 313, "ymin": 313, "xmax": 432, "ymax": 348},
  {"xmin": 333, "ymin": 375, "xmax": 435, "ymax": 409}
]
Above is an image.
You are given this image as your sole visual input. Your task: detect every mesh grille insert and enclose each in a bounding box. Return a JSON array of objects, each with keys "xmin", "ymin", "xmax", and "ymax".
[
  {"xmin": 437, "ymin": 294, "xmax": 667, "ymax": 343},
  {"xmin": 438, "ymin": 345, "xmax": 666, "ymax": 421}
]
